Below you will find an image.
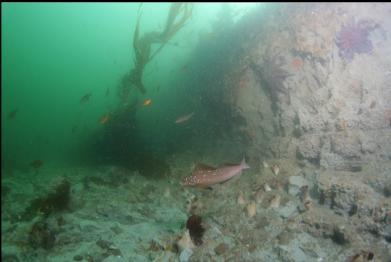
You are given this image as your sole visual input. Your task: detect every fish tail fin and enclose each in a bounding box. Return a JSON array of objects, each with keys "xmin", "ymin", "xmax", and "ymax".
[{"xmin": 241, "ymin": 157, "xmax": 250, "ymax": 169}]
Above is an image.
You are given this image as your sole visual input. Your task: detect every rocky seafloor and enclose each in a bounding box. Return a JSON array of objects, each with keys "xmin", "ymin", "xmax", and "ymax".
[
  {"xmin": 3, "ymin": 3, "xmax": 391, "ymax": 262},
  {"xmin": 2, "ymin": 153, "xmax": 390, "ymax": 262}
]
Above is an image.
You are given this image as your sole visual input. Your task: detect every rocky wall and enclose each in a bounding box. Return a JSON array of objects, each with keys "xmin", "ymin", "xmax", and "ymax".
[{"xmin": 234, "ymin": 3, "xmax": 391, "ymax": 170}]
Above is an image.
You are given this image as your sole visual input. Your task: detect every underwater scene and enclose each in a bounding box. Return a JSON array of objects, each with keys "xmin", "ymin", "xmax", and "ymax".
[{"xmin": 2, "ymin": 2, "xmax": 391, "ymax": 261}]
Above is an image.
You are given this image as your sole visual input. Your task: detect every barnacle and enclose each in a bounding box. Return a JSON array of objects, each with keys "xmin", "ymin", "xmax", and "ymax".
[{"xmin": 186, "ymin": 215, "xmax": 205, "ymax": 246}]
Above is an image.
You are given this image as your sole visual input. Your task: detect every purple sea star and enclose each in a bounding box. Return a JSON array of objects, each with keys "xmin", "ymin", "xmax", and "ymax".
[{"xmin": 336, "ymin": 19, "xmax": 378, "ymax": 61}]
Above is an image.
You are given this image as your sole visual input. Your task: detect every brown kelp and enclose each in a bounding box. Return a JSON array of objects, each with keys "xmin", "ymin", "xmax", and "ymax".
[{"xmin": 119, "ymin": 3, "xmax": 193, "ymax": 99}]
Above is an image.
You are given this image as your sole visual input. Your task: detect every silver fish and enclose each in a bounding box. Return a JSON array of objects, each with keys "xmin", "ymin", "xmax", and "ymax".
[
  {"xmin": 181, "ymin": 158, "xmax": 250, "ymax": 188},
  {"xmin": 175, "ymin": 112, "xmax": 194, "ymax": 124}
]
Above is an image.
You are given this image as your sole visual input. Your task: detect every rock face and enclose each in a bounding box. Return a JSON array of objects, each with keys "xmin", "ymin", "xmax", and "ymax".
[
  {"xmin": 288, "ymin": 176, "xmax": 309, "ymax": 196},
  {"xmin": 231, "ymin": 3, "xmax": 391, "ymax": 169},
  {"xmin": 316, "ymin": 170, "xmax": 382, "ymax": 217}
]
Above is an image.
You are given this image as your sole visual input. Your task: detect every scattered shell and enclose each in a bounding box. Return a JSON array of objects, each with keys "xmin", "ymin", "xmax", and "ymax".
[
  {"xmin": 246, "ymin": 202, "xmax": 257, "ymax": 218},
  {"xmin": 164, "ymin": 187, "xmax": 171, "ymax": 198},
  {"xmin": 269, "ymin": 195, "xmax": 281, "ymax": 209},
  {"xmin": 272, "ymin": 179, "xmax": 285, "ymax": 191},
  {"xmin": 271, "ymin": 164, "xmax": 280, "ymax": 175},
  {"xmin": 262, "ymin": 161, "xmax": 269, "ymax": 168},
  {"xmin": 185, "ymin": 194, "xmax": 196, "ymax": 212},
  {"xmin": 349, "ymin": 250, "xmax": 374, "ymax": 262},
  {"xmin": 304, "ymin": 200, "xmax": 313, "ymax": 210},
  {"xmin": 264, "ymin": 183, "xmax": 272, "ymax": 192},
  {"xmin": 373, "ymin": 205, "xmax": 387, "ymax": 223},
  {"xmin": 299, "ymin": 186, "xmax": 310, "ymax": 202},
  {"xmin": 177, "ymin": 230, "xmax": 195, "ymax": 252},
  {"xmin": 255, "ymin": 189, "xmax": 264, "ymax": 204},
  {"xmin": 237, "ymin": 191, "xmax": 246, "ymax": 205},
  {"xmin": 278, "ymin": 182, "xmax": 285, "ymax": 191},
  {"xmin": 299, "ymin": 186, "xmax": 313, "ymax": 210},
  {"xmin": 189, "ymin": 198, "xmax": 203, "ymax": 214}
]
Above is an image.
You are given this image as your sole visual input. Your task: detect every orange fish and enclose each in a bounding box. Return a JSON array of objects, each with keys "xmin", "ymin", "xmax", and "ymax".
[
  {"xmin": 143, "ymin": 99, "xmax": 152, "ymax": 106},
  {"xmin": 99, "ymin": 113, "xmax": 110, "ymax": 125}
]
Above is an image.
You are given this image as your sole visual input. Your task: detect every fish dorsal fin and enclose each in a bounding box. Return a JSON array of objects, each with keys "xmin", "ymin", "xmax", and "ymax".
[{"xmin": 194, "ymin": 163, "xmax": 216, "ymax": 171}]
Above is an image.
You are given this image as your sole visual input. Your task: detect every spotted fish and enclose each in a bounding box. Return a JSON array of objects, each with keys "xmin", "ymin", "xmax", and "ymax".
[{"xmin": 181, "ymin": 158, "xmax": 250, "ymax": 188}]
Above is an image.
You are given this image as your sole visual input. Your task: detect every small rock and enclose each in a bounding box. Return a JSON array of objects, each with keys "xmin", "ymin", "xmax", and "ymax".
[
  {"xmin": 383, "ymin": 224, "xmax": 391, "ymax": 242},
  {"xmin": 96, "ymin": 239, "xmax": 112, "ymax": 249},
  {"xmin": 2, "ymin": 253, "xmax": 20, "ymax": 262},
  {"xmin": 164, "ymin": 187, "xmax": 171, "ymax": 198},
  {"xmin": 179, "ymin": 247, "xmax": 193, "ymax": 262},
  {"xmin": 331, "ymin": 226, "xmax": 349, "ymax": 245},
  {"xmin": 288, "ymin": 176, "xmax": 309, "ymax": 195},
  {"xmin": 264, "ymin": 183, "xmax": 272, "ymax": 192},
  {"xmin": 28, "ymin": 221, "xmax": 56, "ymax": 250},
  {"xmin": 255, "ymin": 189, "xmax": 264, "ymax": 204},
  {"xmin": 278, "ymin": 201, "xmax": 298, "ymax": 218},
  {"xmin": 246, "ymin": 202, "xmax": 257, "ymax": 218},
  {"xmin": 110, "ymin": 224, "xmax": 123, "ymax": 235},
  {"xmin": 106, "ymin": 247, "xmax": 122, "ymax": 257},
  {"xmin": 271, "ymin": 164, "xmax": 280, "ymax": 175},
  {"xmin": 73, "ymin": 255, "xmax": 83, "ymax": 261},
  {"xmin": 237, "ymin": 191, "xmax": 246, "ymax": 205},
  {"xmin": 297, "ymin": 202, "xmax": 307, "ymax": 213},
  {"xmin": 177, "ymin": 230, "xmax": 195, "ymax": 252},
  {"xmin": 214, "ymin": 243, "xmax": 229, "ymax": 255},
  {"xmin": 383, "ymin": 182, "xmax": 391, "ymax": 197},
  {"xmin": 269, "ymin": 195, "xmax": 281, "ymax": 209},
  {"xmin": 349, "ymin": 250, "xmax": 374, "ymax": 262}
]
